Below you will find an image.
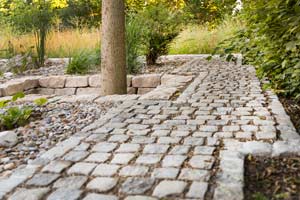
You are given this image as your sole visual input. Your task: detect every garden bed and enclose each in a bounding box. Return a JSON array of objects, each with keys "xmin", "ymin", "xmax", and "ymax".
[
  {"xmin": 280, "ymin": 97, "xmax": 300, "ymax": 134},
  {"xmin": 244, "ymin": 155, "xmax": 300, "ymax": 200},
  {"xmin": 0, "ymin": 99, "xmax": 116, "ymax": 177}
]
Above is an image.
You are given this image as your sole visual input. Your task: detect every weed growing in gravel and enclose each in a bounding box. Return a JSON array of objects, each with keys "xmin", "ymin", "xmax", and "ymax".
[{"xmin": 0, "ymin": 92, "xmax": 48, "ymax": 130}]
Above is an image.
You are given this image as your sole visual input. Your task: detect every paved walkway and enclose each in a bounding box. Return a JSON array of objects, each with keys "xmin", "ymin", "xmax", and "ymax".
[{"xmin": 1, "ymin": 56, "xmax": 299, "ymax": 200}]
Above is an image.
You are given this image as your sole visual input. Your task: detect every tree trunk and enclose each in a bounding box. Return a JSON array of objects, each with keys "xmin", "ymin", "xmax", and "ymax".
[{"xmin": 101, "ymin": 0, "xmax": 127, "ymax": 95}]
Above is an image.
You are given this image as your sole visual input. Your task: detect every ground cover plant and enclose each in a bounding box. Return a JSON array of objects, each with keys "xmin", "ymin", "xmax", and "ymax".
[{"xmin": 0, "ymin": 93, "xmax": 47, "ymax": 131}]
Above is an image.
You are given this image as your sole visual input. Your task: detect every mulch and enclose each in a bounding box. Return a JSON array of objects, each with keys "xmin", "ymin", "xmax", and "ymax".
[
  {"xmin": 279, "ymin": 97, "xmax": 300, "ymax": 134},
  {"xmin": 244, "ymin": 155, "xmax": 300, "ymax": 200}
]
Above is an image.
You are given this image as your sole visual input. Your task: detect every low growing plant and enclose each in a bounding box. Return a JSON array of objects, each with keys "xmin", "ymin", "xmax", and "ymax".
[
  {"xmin": 66, "ymin": 49, "xmax": 99, "ymax": 75},
  {"xmin": 0, "ymin": 92, "xmax": 48, "ymax": 130}
]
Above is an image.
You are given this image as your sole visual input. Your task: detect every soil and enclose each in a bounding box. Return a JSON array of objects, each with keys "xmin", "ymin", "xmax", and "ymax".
[
  {"xmin": 244, "ymin": 155, "xmax": 300, "ymax": 200},
  {"xmin": 279, "ymin": 97, "xmax": 300, "ymax": 134}
]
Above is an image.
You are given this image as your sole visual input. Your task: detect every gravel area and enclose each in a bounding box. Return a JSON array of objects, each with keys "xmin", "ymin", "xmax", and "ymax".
[{"xmin": 0, "ymin": 100, "xmax": 117, "ymax": 177}]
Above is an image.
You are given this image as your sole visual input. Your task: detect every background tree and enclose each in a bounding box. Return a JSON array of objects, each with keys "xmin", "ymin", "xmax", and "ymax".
[{"xmin": 101, "ymin": 0, "xmax": 127, "ymax": 95}]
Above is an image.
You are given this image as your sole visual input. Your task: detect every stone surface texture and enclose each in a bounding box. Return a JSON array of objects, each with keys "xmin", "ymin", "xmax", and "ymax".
[{"xmin": 1, "ymin": 55, "xmax": 299, "ymax": 200}]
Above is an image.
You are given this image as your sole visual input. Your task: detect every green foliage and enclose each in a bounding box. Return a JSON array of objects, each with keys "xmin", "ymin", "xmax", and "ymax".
[
  {"xmin": 137, "ymin": 3, "xmax": 183, "ymax": 65},
  {"xmin": 217, "ymin": 0, "xmax": 300, "ymax": 101},
  {"xmin": 184, "ymin": 0, "xmax": 237, "ymax": 25},
  {"xmin": 126, "ymin": 14, "xmax": 144, "ymax": 74},
  {"xmin": 169, "ymin": 17, "xmax": 242, "ymax": 54},
  {"xmin": 253, "ymin": 193, "xmax": 268, "ymax": 200},
  {"xmin": 66, "ymin": 49, "xmax": 99, "ymax": 75},
  {"xmin": 34, "ymin": 98, "xmax": 48, "ymax": 106},
  {"xmin": 0, "ymin": 93, "xmax": 47, "ymax": 130},
  {"xmin": 1, "ymin": 0, "xmax": 67, "ymax": 67}
]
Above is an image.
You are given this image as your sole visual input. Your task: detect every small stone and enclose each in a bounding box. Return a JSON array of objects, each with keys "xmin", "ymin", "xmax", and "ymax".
[
  {"xmin": 152, "ymin": 180, "xmax": 187, "ymax": 198},
  {"xmin": 87, "ymin": 177, "xmax": 118, "ymax": 192},
  {"xmin": 124, "ymin": 196, "xmax": 157, "ymax": 200},
  {"xmin": 0, "ymin": 131, "xmax": 18, "ymax": 147},
  {"xmin": 120, "ymin": 178, "xmax": 155, "ymax": 195}
]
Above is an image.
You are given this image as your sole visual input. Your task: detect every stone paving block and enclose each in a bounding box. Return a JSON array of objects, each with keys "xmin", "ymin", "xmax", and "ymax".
[
  {"xmin": 63, "ymin": 150, "xmax": 89, "ymax": 162},
  {"xmin": 83, "ymin": 193, "xmax": 119, "ymax": 200},
  {"xmin": 184, "ymin": 137, "xmax": 204, "ymax": 146},
  {"xmin": 157, "ymin": 137, "xmax": 181, "ymax": 144},
  {"xmin": 124, "ymin": 196, "xmax": 157, "ymax": 200},
  {"xmin": 162, "ymin": 155, "xmax": 187, "ymax": 167},
  {"xmin": 67, "ymin": 162, "xmax": 97, "ymax": 175},
  {"xmin": 151, "ymin": 130, "xmax": 170, "ymax": 137},
  {"xmin": 85, "ymin": 153, "xmax": 110, "ymax": 163},
  {"xmin": 136, "ymin": 154, "xmax": 162, "ymax": 165},
  {"xmin": 194, "ymin": 146, "xmax": 215, "ymax": 155},
  {"xmin": 42, "ymin": 160, "xmax": 71, "ymax": 173},
  {"xmin": 131, "ymin": 136, "xmax": 156, "ymax": 144},
  {"xmin": 189, "ymin": 155, "xmax": 215, "ymax": 169},
  {"xmin": 92, "ymin": 142, "xmax": 118, "ymax": 152},
  {"xmin": 39, "ymin": 76, "xmax": 66, "ymax": 88},
  {"xmin": 132, "ymin": 74, "xmax": 161, "ymax": 88},
  {"xmin": 186, "ymin": 182, "xmax": 208, "ymax": 199},
  {"xmin": 47, "ymin": 189, "xmax": 82, "ymax": 200},
  {"xmin": 92, "ymin": 164, "xmax": 120, "ymax": 176},
  {"xmin": 9, "ymin": 187, "xmax": 50, "ymax": 200},
  {"xmin": 111, "ymin": 153, "xmax": 135, "ymax": 164},
  {"xmin": 119, "ymin": 166, "xmax": 149, "ymax": 176},
  {"xmin": 179, "ymin": 168, "xmax": 210, "ymax": 181},
  {"xmin": 116, "ymin": 144, "xmax": 140, "ymax": 153},
  {"xmin": 53, "ymin": 176, "xmax": 88, "ymax": 189},
  {"xmin": 87, "ymin": 177, "xmax": 118, "ymax": 192},
  {"xmin": 108, "ymin": 134, "xmax": 130, "ymax": 142},
  {"xmin": 26, "ymin": 173, "xmax": 60, "ymax": 186},
  {"xmin": 143, "ymin": 144, "xmax": 169, "ymax": 154},
  {"xmin": 169, "ymin": 145, "xmax": 191, "ymax": 155},
  {"xmin": 120, "ymin": 178, "xmax": 155, "ymax": 195},
  {"xmin": 152, "ymin": 180, "xmax": 187, "ymax": 198},
  {"xmin": 151, "ymin": 168, "xmax": 179, "ymax": 179}
]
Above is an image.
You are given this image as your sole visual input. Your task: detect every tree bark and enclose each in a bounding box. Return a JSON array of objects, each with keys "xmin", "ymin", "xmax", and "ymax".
[{"xmin": 101, "ymin": 0, "xmax": 127, "ymax": 95}]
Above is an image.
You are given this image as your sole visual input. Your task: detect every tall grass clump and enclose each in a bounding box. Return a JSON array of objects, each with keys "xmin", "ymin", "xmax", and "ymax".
[
  {"xmin": 169, "ymin": 17, "xmax": 243, "ymax": 54},
  {"xmin": 0, "ymin": 28, "xmax": 100, "ymax": 58}
]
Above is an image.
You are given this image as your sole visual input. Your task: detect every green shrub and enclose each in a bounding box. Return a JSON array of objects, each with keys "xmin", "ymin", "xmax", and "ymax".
[
  {"xmin": 0, "ymin": 92, "xmax": 47, "ymax": 130},
  {"xmin": 137, "ymin": 3, "xmax": 182, "ymax": 65},
  {"xmin": 126, "ymin": 14, "xmax": 144, "ymax": 74},
  {"xmin": 217, "ymin": 0, "xmax": 300, "ymax": 101},
  {"xmin": 66, "ymin": 49, "xmax": 99, "ymax": 75}
]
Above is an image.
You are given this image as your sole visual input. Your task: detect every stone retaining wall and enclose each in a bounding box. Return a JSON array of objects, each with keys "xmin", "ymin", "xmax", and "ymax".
[{"xmin": 0, "ymin": 74, "xmax": 168, "ymax": 97}]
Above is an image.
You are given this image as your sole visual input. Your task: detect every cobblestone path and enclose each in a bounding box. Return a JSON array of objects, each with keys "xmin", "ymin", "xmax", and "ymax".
[{"xmin": 1, "ymin": 57, "xmax": 299, "ymax": 200}]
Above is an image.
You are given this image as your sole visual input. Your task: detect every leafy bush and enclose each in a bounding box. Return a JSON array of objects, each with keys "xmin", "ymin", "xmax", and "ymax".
[
  {"xmin": 216, "ymin": 0, "xmax": 300, "ymax": 100},
  {"xmin": 137, "ymin": 3, "xmax": 183, "ymax": 65},
  {"xmin": 66, "ymin": 49, "xmax": 99, "ymax": 75},
  {"xmin": 0, "ymin": 92, "xmax": 47, "ymax": 130}
]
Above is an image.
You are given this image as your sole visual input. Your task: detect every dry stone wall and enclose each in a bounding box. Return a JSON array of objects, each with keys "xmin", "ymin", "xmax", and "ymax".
[{"xmin": 0, "ymin": 74, "xmax": 188, "ymax": 98}]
